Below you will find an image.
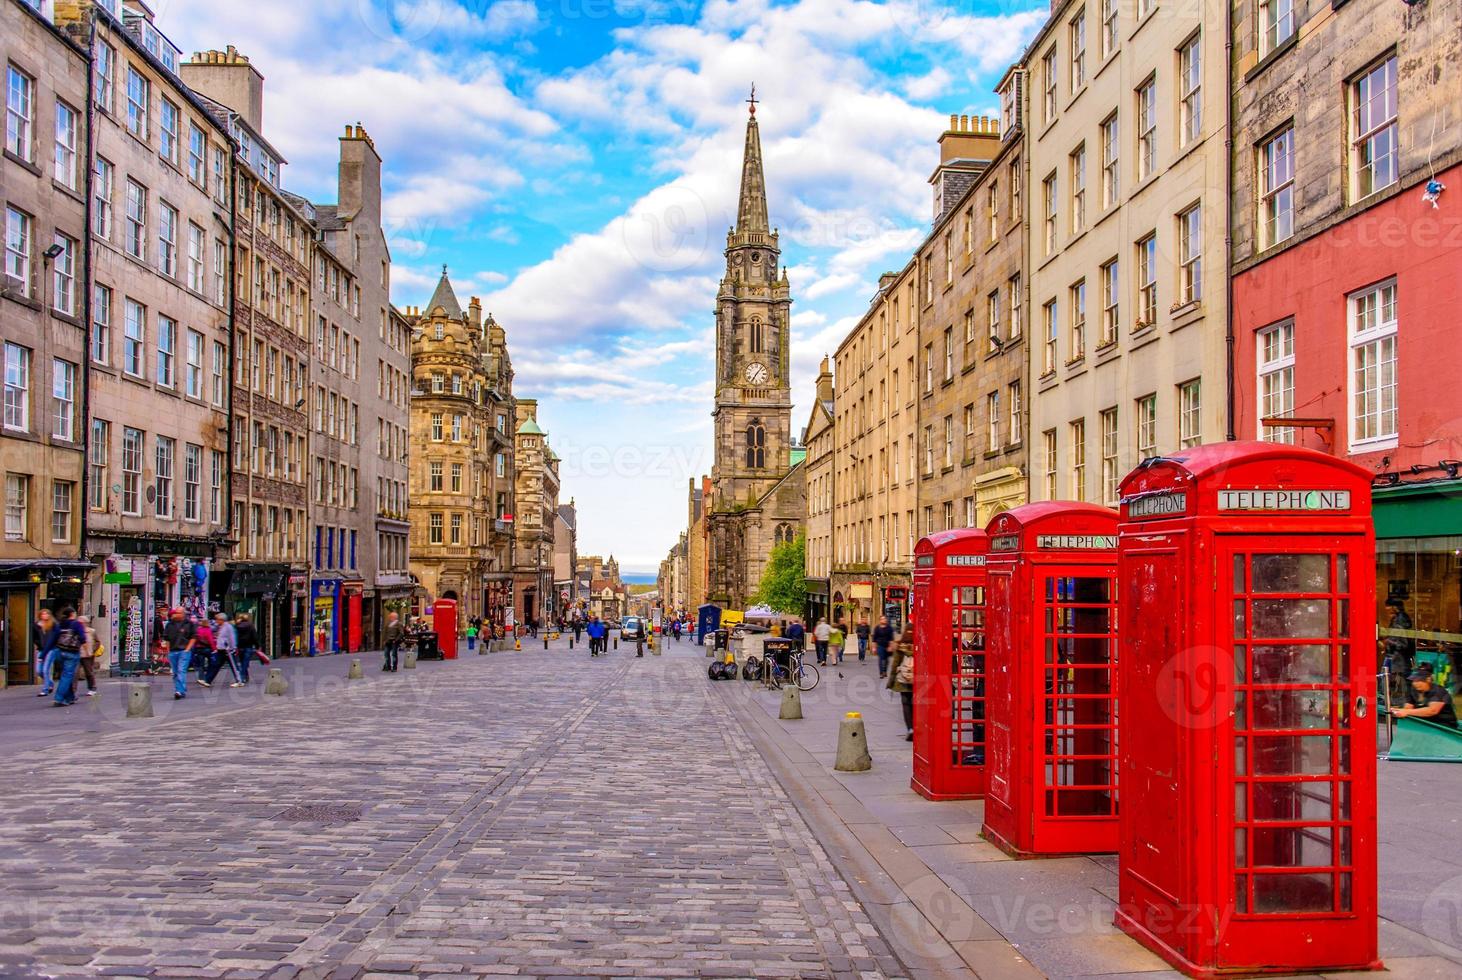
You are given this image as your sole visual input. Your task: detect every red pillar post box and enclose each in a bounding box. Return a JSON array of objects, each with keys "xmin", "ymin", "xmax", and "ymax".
[
  {"xmin": 982, "ymin": 502, "xmax": 1121, "ymax": 857},
  {"xmin": 1114, "ymin": 442, "xmax": 1379, "ymax": 977},
  {"xmin": 912, "ymin": 529, "xmax": 990, "ymax": 800},
  {"xmin": 433, "ymin": 599, "xmax": 459, "ymax": 659}
]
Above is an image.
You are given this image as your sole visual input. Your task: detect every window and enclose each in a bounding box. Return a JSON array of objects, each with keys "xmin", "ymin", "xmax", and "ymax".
[
  {"xmin": 1259, "ymin": 127, "xmax": 1295, "ymax": 248},
  {"xmin": 1136, "ymin": 394, "xmax": 1157, "ymax": 459},
  {"xmin": 450, "ymin": 513, "xmax": 462, "ymax": 545},
  {"xmin": 1101, "ymin": 0, "xmax": 1118, "ymax": 57},
  {"xmin": 183, "ymin": 443, "xmax": 201, "ymax": 522},
  {"xmin": 1069, "ymin": 281, "xmax": 1086, "ymax": 361},
  {"xmin": 1178, "ymin": 205, "xmax": 1202, "ymax": 304},
  {"xmin": 987, "ymin": 291, "xmax": 1002, "ymax": 349},
  {"xmin": 1100, "ymin": 259, "xmax": 1119, "ymax": 345},
  {"xmin": 944, "ymin": 415, "xmax": 954, "ymax": 467},
  {"xmin": 1349, "ymin": 280, "xmax": 1398, "ymax": 446},
  {"xmin": 450, "ymin": 414, "xmax": 462, "ymax": 441},
  {"xmin": 987, "ymin": 184, "xmax": 998, "ymax": 242},
  {"xmin": 1178, "ymin": 34, "xmax": 1202, "ymax": 148},
  {"xmin": 121, "ymin": 427, "xmax": 143, "ymax": 515},
  {"xmin": 1070, "ymin": 419, "xmax": 1087, "ymax": 500},
  {"xmin": 746, "ymin": 419, "xmax": 766, "ymax": 468},
  {"xmin": 125, "ymin": 65, "xmax": 149, "ymax": 138},
  {"xmin": 123, "ymin": 299, "xmax": 145, "ymax": 377},
  {"xmin": 3, "ymin": 342, "xmax": 29, "ymax": 432},
  {"xmin": 187, "ymin": 223, "xmax": 205, "ymax": 292},
  {"xmin": 54, "ymin": 101, "xmax": 79, "ymax": 189},
  {"xmin": 210, "ymin": 450, "xmax": 223, "ymax": 523},
  {"xmin": 188, "ymin": 123, "xmax": 206, "ymax": 185},
  {"xmin": 1258, "ymin": 321, "xmax": 1296, "ymax": 443},
  {"xmin": 1101, "ymin": 113, "xmax": 1119, "ymax": 207},
  {"xmin": 124, "ymin": 180, "xmax": 146, "ymax": 259},
  {"xmin": 1259, "ymin": 0, "xmax": 1295, "ymax": 54},
  {"xmin": 52, "ymin": 234, "xmax": 76, "ymax": 315},
  {"xmin": 156, "ymin": 315, "xmax": 176, "ymax": 388},
  {"xmin": 89, "ymin": 419, "xmax": 108, "ymax": 511},
  {"xmin": 1100, "ymin": 408, "xmax": 1119, "ymax": 505},
  {"xmin": 5, "ymin": 65, "xmax": 33, "ymax": 160},
  {"xmin": 158, "ymin": 203, "xmax": 178, "ymax": 277},
  {"xmin": 94, "ymin": 158, "xmax": 115, "ymax": 242},
  {"xmin": 1042, "ymin": 173, "xmax": 1057, "ymax": 254},
  {"xmin": 213, "ymin": 239, "xmax": 226, "ymax": 304},
  {"xmin": 95, "ymin": 40, "xmax": 115, "ymax": 113},
  {"xmin": 1138, "ymin": 0, "xmax": 1155, "ymax": 16},
  {"xmin": 1043, "ymin": 429, "xmax": 1058, "ymax": 499},
  {"xmin": 923, "ymin": 425, "xmax": 933, "ymax": 474},
  {"xmin": 924, "ymin": 343, "xmax": 934, "ymax": 392},
  {"xmin": 1043, "ymin": 300, "xmax": 1058, "ymax": 375},
  {"xmin": 51, "ymin": 359, "xmax": 74, "ymax": 441},
  {"xmin": 1070, "ymin": 144, "xmax": 1087, "ymax": 232},
  {"xmin": 1178, "ymin": 379, "xmax": 1202, "ymax": 448},
  {"xmin": 943, "ymin": 326, "xmax": 954, "ymax": 380},
  {"xmin": 210, "ymin": 341, "xmax": 225, "ymax": 407},
  {"xmin": 1136, "ymin": 234, "xmax": 1157, "ymax": 327},
  {"xmin": 1351, "ymin": 56, "xmax": 1398, "ymax": 200},
  {"xmin": 4, "ymin": 475, "xmax": 26, "ymax": 542},
  {"xmin": 1137, "ymin": 77, "xmax": 1156, "ymax": 182},
  {"xmin": 429, "ymin": 513, "xmax": 443, "ymax": 545},
  {"xmin": 1042, "ymin": 47, "xmax": 1058, "ymax": 123},
  {"xmin": 432, "ymin": 371, "xmax": 444, "ymax": 393},
  {"xmin": 451, "ymin": 462, "xmax": 463, "ymax": 493},
  {"xmin": 185, "ymin": 330, "xmax": 204, "ymax": 398},
  {"xmin": 1009, "ymin": 274, "xmax": 1022, "ymax": 338},
  {"xmin": 1070, "ymin": 10, "xmax": 1087, "ymax": 91},
  {"xmin": 159, "ymin": 98, "xmax": 180, "ymax": 164},
  {"xmin": 431, "ymin": 412, "xmax": 443, "ymax": 441},
  {"xmin": 429, "ymin": 460, "xmax": 443, "ymax": 492},
  {"xmin": 943, "ymin": 232, "xmax": 953, "ymax": 284},
  {"xmin": 1009, "ymin": 160, "xmax": 1021, "ymax": 220},
  {"xmin": 987, "ymin": 391, "xmax": 1001, "ymax": 452},
  {"xmin": 4, "ymin": 206, "xmax": 31, "ymax": 297},
  {"xmin": 154, "ymin": 436, "xmax": 174, "ymax": 517},
  {"xmin": 1009, "ymin": 381, "xmax": 1022, "ymax": 445}
]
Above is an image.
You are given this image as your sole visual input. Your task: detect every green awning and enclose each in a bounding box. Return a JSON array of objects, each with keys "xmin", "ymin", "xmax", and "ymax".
[{"xmin": 1373, "ymin": 479, "xmax": 1462, "ymax": 538}]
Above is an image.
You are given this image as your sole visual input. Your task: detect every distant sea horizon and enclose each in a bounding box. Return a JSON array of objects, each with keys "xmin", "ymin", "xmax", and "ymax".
[{"xmin": 620, "ymin": 572, "xmax": 657, "ymax": 585}]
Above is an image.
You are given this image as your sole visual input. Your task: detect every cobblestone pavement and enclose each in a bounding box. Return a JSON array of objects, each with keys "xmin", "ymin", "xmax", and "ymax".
[{"xmin": 0, "ymin": 645, "xmax": 907, "ymax": 979}]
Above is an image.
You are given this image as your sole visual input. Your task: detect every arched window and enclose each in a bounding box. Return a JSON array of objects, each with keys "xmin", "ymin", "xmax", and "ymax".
[
  {"xmin": 774, "ymin": 522, "xmax": 793, "ymax": 546},
  {"xmin": 749, "ymin": 316, "xmax": 763, "ymax": 354},
  {"xmin": 745, "ymin": 419, "xmax": 766, "ymax": 468}
]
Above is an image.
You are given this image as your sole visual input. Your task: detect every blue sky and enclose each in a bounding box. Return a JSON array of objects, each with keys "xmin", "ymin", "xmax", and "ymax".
[{"xmin": 170, "ymin": 0, "xmax": 1045, "ymax": 572}]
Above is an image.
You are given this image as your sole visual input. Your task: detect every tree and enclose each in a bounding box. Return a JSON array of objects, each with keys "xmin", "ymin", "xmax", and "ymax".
[{"xmin": 754, "ymin": 533, "xmax": 806, "ymax": 614}]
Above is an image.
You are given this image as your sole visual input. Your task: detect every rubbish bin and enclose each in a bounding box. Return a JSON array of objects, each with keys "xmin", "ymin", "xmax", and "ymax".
[
  {"xmin": 763, "ymin": 637, "xmax": 796, "ymax": 674},
  {"xmin": 714, "ymin": 628, "xmax": 730, "ymax": 651},
  {"xmin": 414, "ymin": 631, "xmax": 440, "ymax": 661}
]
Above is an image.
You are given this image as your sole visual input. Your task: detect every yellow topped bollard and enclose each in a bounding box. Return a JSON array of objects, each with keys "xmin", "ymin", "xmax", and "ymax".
[{"xmin": 835, "ymin": 711, "xmax": 872, "ymax": 771}]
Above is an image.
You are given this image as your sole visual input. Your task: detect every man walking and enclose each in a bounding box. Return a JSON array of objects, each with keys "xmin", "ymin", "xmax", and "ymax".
[
  {"xmin": 209, "ymin": 612, "xmax": 242, "ymax": 688},
  {"xmin": 872, "ymin": 616, "xmax": 895, "ymax": 678},
  {"xmin": 382, "ymin": 611, "xmax": 404, "ymax": 672},
  {"xmin": 48, "ymin": 606, "xmax": 88, "ymax": 707},
  {"xmin": 234, "ymin": 613, "xmax": 258, "ymax": 684},
  {"xmin": 813, "ymin": 618, "xmax": 831, "ymax": 666},
  {"xmin": 162, "ymin": 608, "xmax": 197, "ymax": 700},
  {"xmin": 856, "ymin": 618, "xmax": 871, "ymax": 662}
]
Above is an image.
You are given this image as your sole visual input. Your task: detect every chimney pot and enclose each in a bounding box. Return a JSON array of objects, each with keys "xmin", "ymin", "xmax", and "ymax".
[{"xmin": 949, "ymin": 113, "xmax": 958, "ymax": 130}]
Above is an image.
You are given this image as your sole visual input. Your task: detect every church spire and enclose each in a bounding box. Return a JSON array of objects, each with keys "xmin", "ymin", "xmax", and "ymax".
[{"xmin": 735, "ymin": 86, "xmax": 769, "ymax": 235}]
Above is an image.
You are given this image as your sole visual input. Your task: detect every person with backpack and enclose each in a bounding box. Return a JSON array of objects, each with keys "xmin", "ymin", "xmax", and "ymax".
[
  {"xmin": 885, "ymin": 626, "xmax": 916, "ymax": 741},
  {"xmin": 192, "ymin": 616, "xmax": 218, "ymax": 689},
  {"xmin": 48, "ymin": 606, "xmax": 89, "ymax": 707},
  {"xmin": 162, "ymin": 607, "xmax": 198, "ymax": 700}
]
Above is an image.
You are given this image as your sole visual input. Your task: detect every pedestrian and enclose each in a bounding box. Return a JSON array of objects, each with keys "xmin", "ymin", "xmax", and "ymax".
[
  {"xmin": 784, "ymin": 618, "xmax": 804, "ymax": 651},
  {"xmin": 828, "ymin": 622, "xmax": 844, "ymax": 666},
  {"xmin": 885, "ymin": 626, "xmax": 915, "ymax": 741},
  {"xmin": 77, "ymin": 615, "xmax": 102, "ymax": 696},
  {"xmin": 381, "ymin": 611, "xmax": 404, "ymax": 672},
  {"xmin": 572, "ymin": 615, "xmax": 583, "ymax": 645},
  {"xmin": 33, "ymin": 608, "xmax": 56, "ymax": 697},
  {"xmin": 856, "ymin": 618, "xmax": 871, "ymax": 662},
  {"xmin": 813, "ymin": 618, "xmax": 831, "ymax": 666},
  {"xmin": 210, "ymin": 612, "xmax": 243, "ymax": 688},
  {"xmin": 162, "ymin": 607, "xmax": 197, "ymax": 700},
  {"xmin": 192, "ymin": 616, "xmax": 217, "ymax": 688},
  {"xmin": 47, "ymin": 606, "xmax": 88, "ymax": 707},
  {"xmin": 872, "ymin": 616, "xmax": 895, "ymax": 678},
  {"xmin": 466, "ymin": 621, "xmax": 478, "ymax": 653},
  {"xmin": 234, "ymin": 612, "xmax": 258, "ymax": 683},
  {"xmin": 586, "ymin": 616, "xmax": 605, "ymax": 657}
]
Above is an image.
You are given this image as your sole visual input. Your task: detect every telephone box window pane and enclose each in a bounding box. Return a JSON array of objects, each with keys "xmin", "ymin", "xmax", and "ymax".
[
  {"xmin": 1235, "ymin": 737, "xmax": 1247, "ymax": 775},
  {"xmin": 1235, "ymin": 875, "xmax": 1249, "ymax": 913},
  {"xmin": 1253, "ymin": 873, "xmax": 1334, "ymax": 912},
  {"xmin": 1253, "ymin": 780, "xmax": 1332, "ymax": 821},
  {"xmin": 1335, "ymin": 554, "xmax": 1349, "ymax": 592},
  {"xmin": 1253, "ymin": 599, "xmax": 1331, "ymax": 638},
  {"xmin": 1253, "ymin": 735, "xmax": 1333, "ymax": 775},
  {"xmin": 1338, "ymin": 872, "xmax": 1352, "ymax": 912},
  {"xmin": 1234, "ymin": 600, "xmax": 1247, "ymax": 640},
  {"xmin": 1250, "ymin": 689, "xmax": 1332, "ymax": 729},
  {"xmin": 1339, "ymin": 827, "xmax": 1352, "ymax": 865},
  {"xmin": 1252, "ymin": 553, "xmax": 1331, "ymax": 592},
  {"xmin": 1234, "ymin": 783, "xmax": 1248, "ymax": 821},
  {"xmin": 1233, "ymin": 555, "xmax": 1246, "ymax": 592},
  {"xmin": 1252, "ymin": 826, "xmax": 1335, "ymax": 868},
  {"xmin": 1235, "ymin": 829, "xmax": 1248, "ymax": 867},
  {"xmin": 1235, "ymin": 691, "xmax": 1247, "ymax": 727},
  {"xmin": 1250, "ymin": 645, "xmax": 1330, "ymax": 684}
]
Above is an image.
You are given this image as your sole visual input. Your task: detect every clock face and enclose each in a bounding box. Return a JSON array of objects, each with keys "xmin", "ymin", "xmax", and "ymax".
[{"xmin": 744, "ymin": 361, "xmax": 769, "ymax": 385}]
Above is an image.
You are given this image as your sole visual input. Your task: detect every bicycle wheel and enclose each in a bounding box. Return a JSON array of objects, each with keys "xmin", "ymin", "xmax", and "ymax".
[
  {"xmin": 795, "ymin": 660, "xmax": 820, "ymax": 692},
  {"xmin": 768, "ymin": 662, "xmax": 787, "ymax": 689}
]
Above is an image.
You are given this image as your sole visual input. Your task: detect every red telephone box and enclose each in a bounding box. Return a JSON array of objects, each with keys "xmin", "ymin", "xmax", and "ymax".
[
  {"xmin": 983, "ymin": 502, "xmax": 1121, "ymax": 857},
  {"xmin": 912, "ymin": 529, "xmax": 990, "ymax": 800},
  {"xmin": 1115, "ymin": 441, "xmax": 1379, "ymax": 977},
  {"xmin": 433, "ymin": 599, "xmax": 459, "ymax": 659}
]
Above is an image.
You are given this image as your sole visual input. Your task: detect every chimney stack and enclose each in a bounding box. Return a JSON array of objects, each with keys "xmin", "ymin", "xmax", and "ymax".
[{"xmin": 180, "ymin": 46, "xmax": 266, "ymax": 133}]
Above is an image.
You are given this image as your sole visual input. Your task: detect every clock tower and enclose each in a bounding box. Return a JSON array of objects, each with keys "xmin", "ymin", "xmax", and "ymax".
[{"xmin": 711, "ymin": 93, "xmax": 794, "ymax": 509}]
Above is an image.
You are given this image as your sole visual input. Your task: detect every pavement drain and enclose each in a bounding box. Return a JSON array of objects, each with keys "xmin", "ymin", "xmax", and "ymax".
[{"xmin": 277, "ymin": 803, "xmax": 364, "ymax": 824}]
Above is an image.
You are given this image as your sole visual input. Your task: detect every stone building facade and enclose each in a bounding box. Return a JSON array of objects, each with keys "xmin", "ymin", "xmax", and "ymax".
[
  {"xmin": 801, "ymin": 358, "xmax": 834, "ymax": 624},
  {"xmin": 706, "ymin": 101, "xmax": 805, "ymax": 608},
  {"xmin": 831, "ymin": 261, "xmax": 920, "ymax": 633},
  {"xmin": 0, "ymin": 0, "xmax": 90, "ymax": 685},
  {"xmin": 552, "ymin": 498, "xmax": 577, "ymax": 611},
  {"xmin": 1024, "ymin": 0, "xmax": 1229, "ymax": 505},
  {"xmin": 512, "ymin": 399, "xmax": 559, "ymax": 626},
  {"xmin": 182, "ymin": 47, "xmax": 313, "ymax": 659},
  {"xmin": 76, "ymin": 5, "xmax": 234, "ymax": 672},
  {"xmin": 917, "ymin": 114, "xmax": 1028, "ymax": 533}
]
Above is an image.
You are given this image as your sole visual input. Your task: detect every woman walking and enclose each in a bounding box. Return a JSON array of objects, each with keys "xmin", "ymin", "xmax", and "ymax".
[
  {"xmin": 34, "ymin": 608, "xmax": 56, "ymax": 696},
  {"xmin": 76, "ymin": 615, "xmax": 101, "ymax": 696},
  {"xmin": 885, "ymin": 627, "xmax": 916, "ymax": 741}
]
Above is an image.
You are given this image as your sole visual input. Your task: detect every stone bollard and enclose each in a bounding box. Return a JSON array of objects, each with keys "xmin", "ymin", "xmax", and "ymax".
[
  {"xmin": 544, "ymin": 636, "xmax": 550, "ymax": 650},
  {"xmin": 348, "ymin": 658, "xmax": 363, "ymax": 680},
  {"xmin": 613, "ymin": 637, "xmax": 619, "ymax": 650},
  {"xmin": 834, "ymin": 712, "xmax": 873, "ymax": 772},
  {"xmin": 653, "ymin": 640, "xmax": 662, "ymax": 657},
  {"xmin": 779, "ymin": 684, "xmax": 803, "ymax": 720},
  {"xmin": 125, "ymin": 683, "xmax": 153, "ymax": 719},
  {"xmin": 264, "ymin": 667, "xmax": 288, "ymax": 696},
  {"xmin": 403, "ymin": 648, "xmax": 418, "ymax": 670}
]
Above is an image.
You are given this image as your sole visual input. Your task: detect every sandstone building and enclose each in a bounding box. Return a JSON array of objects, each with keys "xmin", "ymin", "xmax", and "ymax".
[
  {"xmin": 512, "ymin": 398, "xmax": 559, "ymax": 626},
  {"xmin": 801, "ymin": 358, "xmax": 834, "ymax": 624}
]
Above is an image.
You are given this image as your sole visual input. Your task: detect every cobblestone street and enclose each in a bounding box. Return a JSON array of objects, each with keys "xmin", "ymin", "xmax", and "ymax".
[{"xmin": 0, "ymin": 643, "xmax": 906, "ymax": 980}]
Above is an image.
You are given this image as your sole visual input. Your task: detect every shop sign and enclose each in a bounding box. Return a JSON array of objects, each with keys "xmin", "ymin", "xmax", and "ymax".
[
  {"xmin": 1217, "ymin": 489, "xmax": 1352, "ymax": 512},
  {"xmin": 1036, "ymin": 534, "xmax": 1117, "ymax": 550},
  {"xmin": 1125, "ymin": 491, "xmax": 1188, "ymax": 518},
  {"xmin": 102, "ymin": 571, "xmax": 131, "ymax": 585},
  {"xmin": 947, "ymin": 555, "xmax": 987, "ymax": 566}
]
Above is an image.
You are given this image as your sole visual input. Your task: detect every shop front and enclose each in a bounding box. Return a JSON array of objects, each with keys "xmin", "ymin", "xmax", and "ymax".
[
  {"xmin": 311, "ymin": 576, "xmax": 342, "ymax": 655},
  {"xmin": 219, "ymin": 563, "xmax": 301, "ymax": 661},
  {"xmin": 86, "ymin": 535, "xmax": 220, "ymax": 677},
  {"xmin": 804, "ymin": 577, "xmax": 830, "ymax": 626},
  {"xmin": 0, "ymin": 560, "xmax": 90, "ymax": 687}
]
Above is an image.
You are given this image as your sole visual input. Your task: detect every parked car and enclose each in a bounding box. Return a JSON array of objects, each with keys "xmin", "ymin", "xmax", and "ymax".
[{"xmin": 621, "ymin": 616, "xmax": 645, "ymax": 640}]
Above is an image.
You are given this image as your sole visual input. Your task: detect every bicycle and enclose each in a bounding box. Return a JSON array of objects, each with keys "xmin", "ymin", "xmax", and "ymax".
[{"xmin": 766, "ymin": 648, "xmax": 819, "ymax": 692}]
